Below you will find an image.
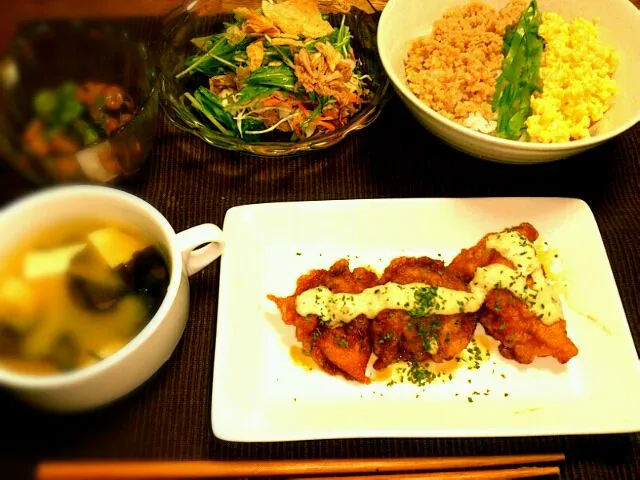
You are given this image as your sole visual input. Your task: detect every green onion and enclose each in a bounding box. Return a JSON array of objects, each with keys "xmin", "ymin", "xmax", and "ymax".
[
  {"xmin": 73, "ymin": 120, "xmax": 100, "ymax": 145},
  {"xmin": 33, "ymin": 82, "xmax": 85, "ymax": 132},
  {"xmin": 34, "ymin": 90, "xmax": 57, "ymax": 119}
]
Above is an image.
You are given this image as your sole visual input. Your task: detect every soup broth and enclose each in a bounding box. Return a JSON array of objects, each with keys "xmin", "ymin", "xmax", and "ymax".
[{"xmin": 0, "ymin": 220, "xmax": 170, "ymax": 375}]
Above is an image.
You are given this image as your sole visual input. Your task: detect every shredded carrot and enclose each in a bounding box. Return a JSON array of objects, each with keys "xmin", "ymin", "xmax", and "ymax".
[
  {"xmin": 316, "ymin": 120, "xmax": 336, "ymax": 131},
  {"xmin": 294, "ymin": 101, "xmax": 309, "ymax": 115},
  {"xmin": 261, "ymin": 96, "xmax": 282, "ymax": 107},
  {"xmin": 348, "ymin": 92, "xmax": 361, "ymax": 104},
  {"xmin": 319, "ymin": 108, "xmax": 339, "ymax": 120}
]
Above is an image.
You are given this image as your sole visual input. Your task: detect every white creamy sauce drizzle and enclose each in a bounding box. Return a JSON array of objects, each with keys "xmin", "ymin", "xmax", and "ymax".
[{"xmin": 295, "ymin": 231, "xmax": 563, "ymax": 328}]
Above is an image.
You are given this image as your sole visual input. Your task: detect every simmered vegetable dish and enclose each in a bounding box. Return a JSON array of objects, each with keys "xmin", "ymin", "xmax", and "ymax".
[{"xmin": 23, "ymin": 81, "xmax": 137, "ymax": 158}]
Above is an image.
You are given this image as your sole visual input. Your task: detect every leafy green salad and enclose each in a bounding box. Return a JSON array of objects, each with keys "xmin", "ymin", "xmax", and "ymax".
[{"xmin": 174, "ymin": 0, "xmax": 371, "ymax": 142}]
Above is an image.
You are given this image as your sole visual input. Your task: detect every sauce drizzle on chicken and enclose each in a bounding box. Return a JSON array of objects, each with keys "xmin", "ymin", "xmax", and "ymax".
[{"xmin": 296, "ymin": 230, "xmax": 563, "ymax": 326}]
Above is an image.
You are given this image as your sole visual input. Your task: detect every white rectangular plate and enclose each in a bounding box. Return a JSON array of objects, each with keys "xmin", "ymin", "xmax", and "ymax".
[{"xmin": 211, "ymin": 198, "xmax": 640, "ymax": 442}]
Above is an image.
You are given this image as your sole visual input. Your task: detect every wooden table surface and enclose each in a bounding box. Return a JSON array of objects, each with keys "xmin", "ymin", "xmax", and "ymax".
[
  {"xmin": 0, "ymin": 0, "xmax": 386, "ymax": 52},
  {"xmin": 2, "ymin": 0, "xmax": 638, "ymax": 53}
]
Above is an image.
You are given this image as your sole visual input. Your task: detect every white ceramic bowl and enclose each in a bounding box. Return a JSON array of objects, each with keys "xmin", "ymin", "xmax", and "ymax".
[
  {"xmin": 0, "ymin": 186, "xmax": 224, "ymax": 412},
  {"xmin": 378, "ymin": 0, "xmax": 640, "ymax": 163}
]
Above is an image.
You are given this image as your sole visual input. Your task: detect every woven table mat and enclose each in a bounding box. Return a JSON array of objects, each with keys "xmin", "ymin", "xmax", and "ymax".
[{"xmin": 0, "ymin": 15, "xmax": 639, "ymax": 480}]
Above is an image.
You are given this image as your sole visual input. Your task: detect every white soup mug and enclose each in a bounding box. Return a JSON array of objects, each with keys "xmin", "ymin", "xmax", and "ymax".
[{"xmin": 0, "ymin": 185, "xmax": 223, "ymax": 412}]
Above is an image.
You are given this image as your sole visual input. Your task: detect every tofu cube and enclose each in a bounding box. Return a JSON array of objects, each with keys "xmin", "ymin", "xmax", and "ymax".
[
  {"xmin": 88, "ymin": 227, "xmax": 150, "ymax": 269},
  {"xmin": 0, "ymin": 277, "xmax": 38, "ymax": 331},
  {"xmin": 23, "ymin": 243, "xmax": 86, "ymax": 279}
]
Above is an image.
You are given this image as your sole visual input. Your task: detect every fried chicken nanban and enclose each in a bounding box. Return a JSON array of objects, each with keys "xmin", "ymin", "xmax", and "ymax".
[
  {"xmin": 371, "ymin": 257, "xmax": 478, "ymax": 369},
  {"xmin": 447, "ymin": 222, "xmax": 578, "ymax": 364},
  {"xmin": 268, "ymin": 259, "xmax": 376, "ymax": 383},
  {"xmin": 269, "ymin": 222, "xmax": 579, "ymax": 384}
]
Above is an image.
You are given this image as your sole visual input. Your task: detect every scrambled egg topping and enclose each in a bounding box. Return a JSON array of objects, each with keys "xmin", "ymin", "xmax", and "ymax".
[{"xmin": 526, "ymin": 13, "xmax": 619, "ymax": 143}]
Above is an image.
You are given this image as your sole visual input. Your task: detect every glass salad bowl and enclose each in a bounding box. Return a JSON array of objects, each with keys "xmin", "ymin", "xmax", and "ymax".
[{"xmin": 158, "ymin": 0, "xmax": 391, "ymax": 157}]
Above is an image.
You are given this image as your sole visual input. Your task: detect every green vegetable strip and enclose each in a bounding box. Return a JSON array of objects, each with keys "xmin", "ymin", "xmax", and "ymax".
[
  {"xmin": 246, "ymin": 65, "xmax": 297, "ymax": 92},
  {"xmin": 187, "ymin": 89, "xmax": 233, "ymax": 136},
  {"xmin": 492, "ymin": 0, "xmax": 543, "ymax": 140},
  {"xmin": 264, "ymin": 36, "xmax": 296, "ymax": 69},
  {"xmin": 300, "ymin": 96, "xmax": 332, "ymax": 128},
  {"xmin": 189, "ymin": 87, "xmax": 267, "ymax": 138},
  {"xmin": 177, "ymin": 35, "xmax": 249, "ymax": 78},
  {"xmin": 236, "ymin": 85, "xmax": 277, "ymax": 104},
  {"xmin": 332, "ymin": 15, "xmax": 352, "ymax": 57}
]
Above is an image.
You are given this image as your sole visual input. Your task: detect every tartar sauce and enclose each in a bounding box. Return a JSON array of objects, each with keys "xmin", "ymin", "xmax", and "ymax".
[{"xmin": 295, "ymin": 231, "xmax": 563, "ymax": 328}]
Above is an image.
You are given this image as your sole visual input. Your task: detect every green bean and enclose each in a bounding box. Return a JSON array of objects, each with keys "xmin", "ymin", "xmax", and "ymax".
[{"xmin": 492, "ymin": 0, "xmax": 543, "ymax": 140}]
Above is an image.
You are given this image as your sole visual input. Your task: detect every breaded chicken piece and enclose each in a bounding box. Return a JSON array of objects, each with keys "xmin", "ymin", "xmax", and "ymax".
[
  {"xmin": 447, "ymin": 222, "xmax": 540, "ymax": 283},
  {"xmin": 371, "ymin": 257, "xmax": 478, "ymax": 369},
  {"xmin": 268, "ymin": 259, "xmax": 377, "ymax": 383},
  {"xmin": 447, "ymin": 223, "xmax": 578, "ymax": 364},
  {"xmin": 480, "ymin": 290, "xmax": 578, "ymax": 364}
]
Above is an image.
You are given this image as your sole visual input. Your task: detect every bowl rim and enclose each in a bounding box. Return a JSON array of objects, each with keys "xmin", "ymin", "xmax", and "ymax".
[
  {"xmin": 0, "ymin": 185, "xmax": 182, "ymax": 390},
  {"xmin": 157, "ymin": 5, "xmax": 392, "ymax": 156},
  {"xmin": 377, "ymin": 0, "xmax": 640, "ymax": 151}
]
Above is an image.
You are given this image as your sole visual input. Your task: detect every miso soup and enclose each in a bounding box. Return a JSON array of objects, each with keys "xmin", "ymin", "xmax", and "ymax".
[{"xmin": 0, "ymin": 220, "xmax": 170, "ymax": 375}]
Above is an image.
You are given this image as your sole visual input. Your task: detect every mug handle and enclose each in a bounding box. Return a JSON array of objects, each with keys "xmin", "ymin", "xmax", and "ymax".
[{"xmin": 175, "ymin": 224, "xmax": 224, "ymax": 277}]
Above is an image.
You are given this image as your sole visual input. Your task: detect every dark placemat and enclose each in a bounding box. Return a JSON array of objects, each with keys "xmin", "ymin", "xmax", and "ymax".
[{"xmin": 0, "ymin": 17, "xmax": 639, "ymax": 480}]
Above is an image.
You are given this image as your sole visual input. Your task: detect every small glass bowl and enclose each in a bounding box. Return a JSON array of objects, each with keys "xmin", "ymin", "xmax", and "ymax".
[
  {"xmin": 158, "ymin": 0, "xmax": 391, "ymax": 157},
  {"xmin": 0, "ymin": 21, "xmax": 158, "ymax": 185}
]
